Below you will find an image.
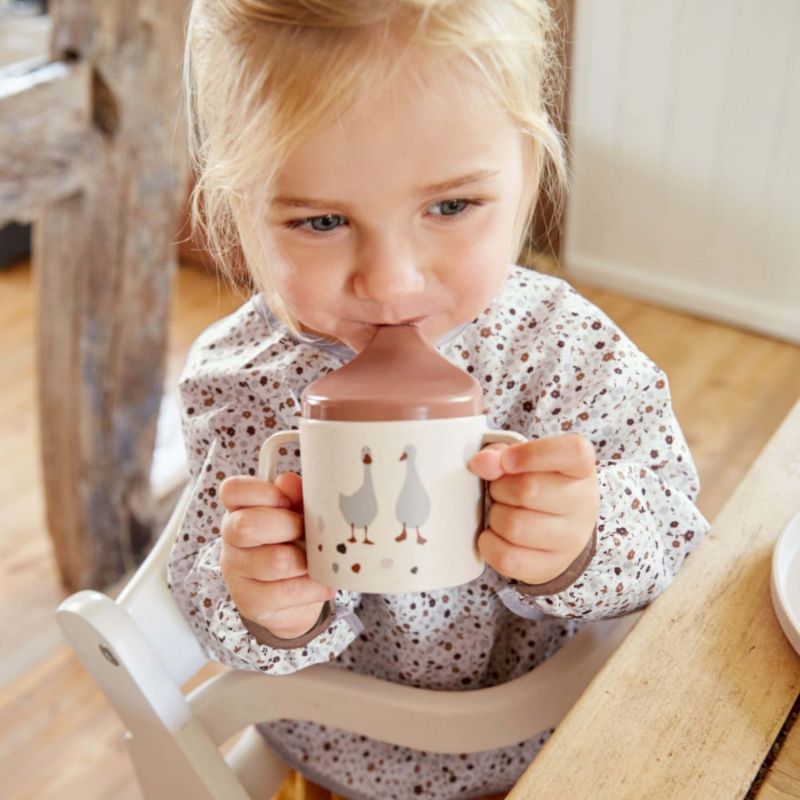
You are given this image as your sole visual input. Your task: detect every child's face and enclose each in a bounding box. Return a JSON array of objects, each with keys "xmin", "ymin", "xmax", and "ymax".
[{"xmin": 259, "ymin": 57, "xmax": 527, "ymax": 352}]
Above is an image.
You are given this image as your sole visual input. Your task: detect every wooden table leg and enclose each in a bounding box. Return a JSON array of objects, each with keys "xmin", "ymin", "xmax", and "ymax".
[{"xmin": 34, "ymin": 0, "xmax": 189, "ymax": 590}]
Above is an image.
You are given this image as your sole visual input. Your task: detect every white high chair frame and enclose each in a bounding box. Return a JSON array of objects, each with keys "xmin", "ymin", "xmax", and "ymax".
[{"xmin": 56, "ymin": 487, "xmax": 640, "ymax": 800}]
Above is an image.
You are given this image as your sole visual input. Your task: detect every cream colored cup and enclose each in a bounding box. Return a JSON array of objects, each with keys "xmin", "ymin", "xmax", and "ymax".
[{"xmin": 259, "ymin": 417, "xmax": 524, "ymax": 594}]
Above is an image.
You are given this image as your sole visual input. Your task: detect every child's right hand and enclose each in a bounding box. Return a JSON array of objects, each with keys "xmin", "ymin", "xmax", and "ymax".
[{"xmin": 219, "ymin": 473, "xmax": 336, "ymax": 640}]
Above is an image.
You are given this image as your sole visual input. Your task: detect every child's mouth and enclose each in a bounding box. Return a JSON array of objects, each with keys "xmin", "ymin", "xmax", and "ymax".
[
  {"xmin": 346, "ymin": 316, "xmax": 439, "ymax": 353},
  {"xmin": 385, "ymin": 316, "xmax": 427, "ymax": 326},
  {"xmin": 361, "ymin": 315, "xmax": 429, "ymax": 327}
]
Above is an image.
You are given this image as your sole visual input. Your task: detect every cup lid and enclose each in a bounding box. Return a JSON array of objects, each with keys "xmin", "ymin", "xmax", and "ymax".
[{"xmin": 301, "ymin": 324, "xmax": 485, "ymax": 421}]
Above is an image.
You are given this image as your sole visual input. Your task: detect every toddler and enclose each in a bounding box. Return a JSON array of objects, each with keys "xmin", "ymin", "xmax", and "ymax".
[{"xmin": 168, "ymin": 1, "xmax": 710, "ymax": 798}]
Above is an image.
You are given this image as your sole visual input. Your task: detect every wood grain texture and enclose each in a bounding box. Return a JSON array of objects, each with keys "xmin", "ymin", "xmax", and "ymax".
[
  {"xmin": 0, "ymin": 58, "xmax": 91, "ymax": 226},
  {"xmin": 508, "ymin": 401, "xmax": 800, "ymax": 799},
  {"xmin": 0, "ymin": 260, "xmax": 239, "ymax": 800},
  {"xmin": 33, "ymin": 0, "xmax": 191, "ymax": 590},
  {"xmin": 755, "ymin": 703, "xmax": 800, "ymax": 799},
  {"xmin": 0, "ymin": 12, "xmax": 51, "ymax": 69},
  {"xmin": 1, "ymin": 256, "xmax": 798, "ymax": 799}
]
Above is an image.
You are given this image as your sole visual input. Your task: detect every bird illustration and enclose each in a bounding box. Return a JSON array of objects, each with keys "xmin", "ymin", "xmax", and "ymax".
[
  {"xmin": 395, "ymin": 445, "xmax": 431, "ymax": 545},
  {"xmin": 339, "ymin": 446, "xmax": 378, "ymax": 545}
]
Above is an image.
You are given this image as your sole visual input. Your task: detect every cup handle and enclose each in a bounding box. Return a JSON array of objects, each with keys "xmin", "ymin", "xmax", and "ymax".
[
  {"xmin": 478, "ymin": 429, "xmax": 527, "ymax": 533},
  {"xmin": 257, "ymin": 430, "xmax": 300, "ymax": 481},
  {"xmin": 481, "ymin": 430, "xmax": 527, "ymax": 449}
]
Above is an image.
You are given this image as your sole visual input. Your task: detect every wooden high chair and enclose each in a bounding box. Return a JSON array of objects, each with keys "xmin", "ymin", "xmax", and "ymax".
[{"xmin": 56, "ymin": 487, "xmax": 640, "ymax": 800}]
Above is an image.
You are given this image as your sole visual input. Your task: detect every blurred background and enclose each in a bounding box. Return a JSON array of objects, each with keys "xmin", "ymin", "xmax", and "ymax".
[{"xmin": 1, "ymin": 1, "xmax": 798, "ymax": 797}]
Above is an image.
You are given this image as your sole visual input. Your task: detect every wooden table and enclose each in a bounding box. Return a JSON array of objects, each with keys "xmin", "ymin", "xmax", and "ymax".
[{"xmin": 509, "ymin": 399, "xmax": 800, "ymax": 799}]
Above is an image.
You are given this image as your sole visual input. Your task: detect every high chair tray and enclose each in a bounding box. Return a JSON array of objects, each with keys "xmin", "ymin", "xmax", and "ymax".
[{"xmin": 771, "ymin": 511, "xmax": 800, "ymax": 657}]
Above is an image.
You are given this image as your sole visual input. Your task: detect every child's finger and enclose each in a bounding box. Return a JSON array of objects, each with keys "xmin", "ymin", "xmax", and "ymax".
[
  {"xmin": 274, "ymin": 471, "xmax": 304, "ymax": 511},
  {"xmin": 244, "ymin": 574, "xmax": 337, "ymax": 614},
  {"xmin": 219, "ymin": 475, "xmax": 293, "ymax": 512},
  {"xmin": 224, "ymin": 542, "xmax": 308, "ymax": 582},
  {"xmin": 488, "ymin": 471, "xmax": 584, "ymax": 514},
  {"xmin": 501, "ymin": 434, "xmax": 596, "ymax": 478},
  {"xmin": 486, "ymin": 503, "xmax": 571, "ymax": 550},
  {"xmin": 477, "ymin": 528, "xmax": 570, "ymax": 584},
  {"xmin": 467, "ymin": 443, "xmax": 508, "ymax": 481},
  {"xmin": 222, "ymin": 506, "xmax": 303, "ymax": 548}
]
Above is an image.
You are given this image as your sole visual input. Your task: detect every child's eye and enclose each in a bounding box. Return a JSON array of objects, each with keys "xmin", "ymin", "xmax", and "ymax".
[
  {"xmin": 428, "ymin": 198, "xmax": 483, "ymax": 218},
  {"xmin": 284, "ymin": 198, "xmax": 483, "ymax": 235},
  {"xmin": 285, "ymin": 213, "xmax": 348, "ymax": 234}
]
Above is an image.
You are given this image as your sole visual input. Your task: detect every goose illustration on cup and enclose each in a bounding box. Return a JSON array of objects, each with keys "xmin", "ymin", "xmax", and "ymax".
[
  {"xmin": 336, "ymin": 444, "xmax": 432, "ymax": 546},
  {"xmin": 338, "ymin": 446, "xmax": 378, "ymax": 545},
  {"xmin": 395, "ymin": 445, "xmax": 430, "ymax": 545}
]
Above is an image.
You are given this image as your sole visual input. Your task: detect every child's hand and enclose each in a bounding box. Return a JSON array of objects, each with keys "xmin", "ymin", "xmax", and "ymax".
[
  {"xmin": 219, "ymin": 473, "xmax": 335, "ymax": 640},
  {"xmin": 467, "ymin": 434, "xmax": 599, "ymax": 585}
]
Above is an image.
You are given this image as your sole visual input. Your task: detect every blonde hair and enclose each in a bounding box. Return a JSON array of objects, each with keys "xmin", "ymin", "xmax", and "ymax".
[{"xmin": 183, "ymin": 0, "xmax": 570, "ymax": 327}]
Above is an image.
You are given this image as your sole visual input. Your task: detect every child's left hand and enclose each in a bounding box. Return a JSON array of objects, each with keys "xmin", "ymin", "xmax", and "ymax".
[{"xmin": 467, "ymin": 434, "xmax": 600, "ymax": 585}]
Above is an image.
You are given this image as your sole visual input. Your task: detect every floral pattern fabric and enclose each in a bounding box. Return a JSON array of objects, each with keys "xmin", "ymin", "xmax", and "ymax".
[{"xmin": 167, "ymin": 265, "xmax": 709, "ymax": 800}]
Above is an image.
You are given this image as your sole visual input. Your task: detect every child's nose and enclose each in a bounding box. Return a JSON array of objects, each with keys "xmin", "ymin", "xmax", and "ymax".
[{"xmin": 352, "ymin": 237, "xmax": 425, "ymax": 303}]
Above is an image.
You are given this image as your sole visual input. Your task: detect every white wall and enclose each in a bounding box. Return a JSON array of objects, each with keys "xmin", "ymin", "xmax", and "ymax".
[{"xmin": 563, "ymin": 0, "xmax": 800, "ymax": 343}]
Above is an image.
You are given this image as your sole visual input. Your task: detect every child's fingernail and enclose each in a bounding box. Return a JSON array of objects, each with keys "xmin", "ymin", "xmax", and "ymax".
[
  {"xmin": 502, "ymin": 451, "xmax": 517, "ymax": 471},
  {"xmin": 479, "ymin": 452, "xmax": 504, "ymax": 481},
  {"xmin": 502, "ymin": 446, "xmax": 525, "ymax": 472}
]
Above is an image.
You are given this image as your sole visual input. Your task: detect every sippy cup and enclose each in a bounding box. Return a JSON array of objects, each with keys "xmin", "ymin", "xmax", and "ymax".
[{"xmin": 258, "ymin": 324, "xmax": 524, "ymax": 593}]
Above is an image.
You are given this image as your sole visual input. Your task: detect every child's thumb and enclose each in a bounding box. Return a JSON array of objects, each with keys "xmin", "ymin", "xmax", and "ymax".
[
  {"xmin": 274, "ymin": 471, "xmax": 304, "ymax": 511},
  {"xmin": 467, "ymin": 443, "xmax": 507, "ymax": 481}
]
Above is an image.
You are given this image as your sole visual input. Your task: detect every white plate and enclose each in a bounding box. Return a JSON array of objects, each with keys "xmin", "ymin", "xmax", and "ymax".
[{"xmin": 771, "ymin": 511, "xmax": 800, "ymax": 657}]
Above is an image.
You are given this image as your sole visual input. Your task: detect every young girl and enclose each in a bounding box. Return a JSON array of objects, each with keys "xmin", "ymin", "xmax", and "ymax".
[{"xmin": 169, "ymin": 1, "xmax": 710, "ymax": 798}]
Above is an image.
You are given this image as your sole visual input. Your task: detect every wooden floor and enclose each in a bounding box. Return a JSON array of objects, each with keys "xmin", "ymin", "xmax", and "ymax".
[{"xmin": 1, "ymin": 256, "xmax": 798, "ymax": 799}]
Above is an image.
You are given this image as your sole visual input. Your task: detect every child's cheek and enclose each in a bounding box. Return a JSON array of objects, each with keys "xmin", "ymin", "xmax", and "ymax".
[{"xmin": 447, "ymin": 224, "xmax": 510, "ymax": 308}]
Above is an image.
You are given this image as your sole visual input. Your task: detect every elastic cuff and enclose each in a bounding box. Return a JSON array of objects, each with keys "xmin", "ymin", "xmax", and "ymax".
[
  {"xmin": 513, "ymin": 526, "xmax": 598, "ymax": 597},
  {"xmin": 241, "ymin": 600, "xmax": 336, "ymax": 650},
  {"xmin": 496, "ymin": 586, "xmax": 548, "ymax": 619}
]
